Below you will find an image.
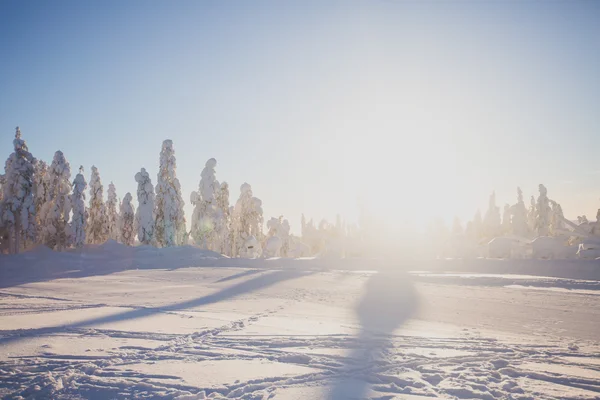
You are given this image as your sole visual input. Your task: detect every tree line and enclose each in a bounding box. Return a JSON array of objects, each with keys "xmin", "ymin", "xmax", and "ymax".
[{"xmin": 0, "ymin": 127, "xmax": 278, "ymax": 255}]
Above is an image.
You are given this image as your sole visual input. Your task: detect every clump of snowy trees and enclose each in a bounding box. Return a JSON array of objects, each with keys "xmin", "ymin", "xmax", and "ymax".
[
  {"xmin": 424, "ymin": 183, "xmax": 600, "ymax": 260},
  {"xmin": 0, "ymin": 129, "xmax": 278, "ymax": 257}
]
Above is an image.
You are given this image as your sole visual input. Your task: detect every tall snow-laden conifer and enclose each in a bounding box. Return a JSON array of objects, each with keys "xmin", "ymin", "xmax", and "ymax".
[
  {"xmin": 190, "ymin": 158, "xmax": 221, "ymax": 249},
  {"xmin": 106, "ymin": 182, "xmax": 119, "ymax": 241},
  {"xmin": 120, "ymin": 192, "xmax": 135, "ymax": 246},
  {"xmin": 536, "ymin": 184, "xmax": 551, "ymax": 236},
  {"xmin": 232, "ymin": 183, "xmax": 263, "ymax": 257},
  {"xmin": 0, "ymin": 127, "xmax": 36, "ymax": 253},
  {"xmin": 550, "ymin": 200, "xmax": 565, "ymax": 235},
  {"xmin": 135, "ymin": 168, "xmax": 155, "ymax": 245},
  {"xmin": 154, "ymin": 140, "xmax": 186, "ymax": 247},
  {"xmin": 215, "ymin": 181, "xmax": 232, "ymax": 255},
  {"xmin": 511, "ymin": 187, "xmax": 529, "ymax": 237},
  {"xmin": 528, "ymin": 195, "xmax": 536, "ymax": 232},
  {"xmin": 87, "ymin": 166, "xmax": 108, "ymax": 244},
  {"xmin": 70, "ymin": 166, "xmax": 87, "ymax": 248},
  {"xmin": 33, "ymin": 160, "xmax": 48, "ymax": 238},
  {"xmin": 40, "ymin": 151, "xmax": 72, "ymax": 250}
]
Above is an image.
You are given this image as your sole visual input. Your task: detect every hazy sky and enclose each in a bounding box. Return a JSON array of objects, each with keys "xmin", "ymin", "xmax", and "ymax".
[{"xmin": 1, "ymin": 0, "xmax": 599, "ymax": 232}]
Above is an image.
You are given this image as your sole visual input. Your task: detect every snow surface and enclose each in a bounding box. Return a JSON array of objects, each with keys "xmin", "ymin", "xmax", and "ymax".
[{"xmin": 0, "ymin": 246, "xmax": 599, "ymax": 399}]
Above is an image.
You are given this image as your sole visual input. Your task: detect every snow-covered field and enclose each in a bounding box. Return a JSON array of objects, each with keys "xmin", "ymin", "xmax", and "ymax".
[{"xmin": 1, "ymin": 245, "xmax": 599, "ymax": 399}]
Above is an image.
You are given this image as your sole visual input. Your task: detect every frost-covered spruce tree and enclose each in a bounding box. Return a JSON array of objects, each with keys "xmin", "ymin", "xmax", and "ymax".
[
  {"xmin": 70, "ymin": 166, "xmax": 87, "ymax": 248},
  {"xmin": 250, "ymin": 197, "xmax": 264, "ymax": 238},
  {"xmin": 550, "ymin": 201, "xmax": 565, "ymax": 235},
  {"xmin": 119, "ymin": 192, "xmax": 135, "ymax": 246},
  {"xmin": 527, "ymin": 195, "xmax": 536, "ymax": 232},
  {"xmin": 216, "ymin": 181, "xmax": 232, "ymax": 255},
  {"xmin": 280, "ymin": 219, "xmax": 291, "ymax": 256},
  {"xmin": 106, "ymin": 182, "xmax": 119, "ymax": 241},
  {"xmin": 33, "ymin": 160, "xmax": 48, "ymax": 229},
  {"xmin": 301, "ymin": 214, "xmax": 307, "ymax": 237},
  {"xmin": 134, "ymin": 168, "xmax": 155, "ymax": 245},
  {"xmin": 535, "ymin": 184, "xmax": 551, "ymax": 236},
  {"xmin": 0, "ymin": 127, "xmax": 36, "ymax": 253},
  {"xmin": 593, "ymin": 209, "xmax": 600, "ymax": 236},
  {"xmin": 154, "ymin": 140, "xmax": 186, "ymax": 247},
  {"xmin": 483, "ymin": 191, "xmax": 501, "ymax": 238},
  {"xmin": 511, "ymin": 187, "xmax": 529, "ymax": 237},
  {"xmin": 40, "ymin": 151, "xmax": 72, "ymax": 250},
  {"xmin": 190, "ymin": 158, "xmax": 221, "ymax": 249},
  {"xmin": 86, "ymin": 166, "xmax": 108, "ymax": 244},
  {"xmin": 232, "ymin": 183, "xmax": 263, "ymax": 257}
]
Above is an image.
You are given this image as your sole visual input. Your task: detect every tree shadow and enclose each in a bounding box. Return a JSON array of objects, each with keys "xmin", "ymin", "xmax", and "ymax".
[
  {"xmin": 0, "ymin": 269, "xmax": 313, "ymax": 346},
  {"xmin": 0, "ymin": 245, "xmax": 225, "ymax": 290},
  {"xmin": 215, "ymin": 269, "xmax": 263, "ymax": 283},
  {"xmin": 327, "ymin": 270, "xmax": 418, "ymax": 400}
]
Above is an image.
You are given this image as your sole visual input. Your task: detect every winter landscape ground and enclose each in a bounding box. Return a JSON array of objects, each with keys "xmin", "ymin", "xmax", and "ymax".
[{"xmin": 1, "ymin": 244, "xmax": 599, "ymax": 400}]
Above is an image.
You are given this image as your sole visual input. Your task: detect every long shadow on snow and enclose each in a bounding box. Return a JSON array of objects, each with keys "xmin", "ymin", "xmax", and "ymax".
[
  {"xmin": 0, "ymin": 269, "xmax": 313, "ymax": 346},
  {"xmin": 0, "ymin": 245, "xmax": 225, "ymax": 290},
  {"xmin": 215, "ymin": 269, "xmax": 263, "ymax": 283},
  {"xmin": 328, "ymin": 270, "xmax": 418, "ymax": 400}
]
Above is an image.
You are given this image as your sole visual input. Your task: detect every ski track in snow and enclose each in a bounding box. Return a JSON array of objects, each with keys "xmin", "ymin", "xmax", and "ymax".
[{"xmin": 0, "ymin": 249, "xmax": 599, "ymax": 399}]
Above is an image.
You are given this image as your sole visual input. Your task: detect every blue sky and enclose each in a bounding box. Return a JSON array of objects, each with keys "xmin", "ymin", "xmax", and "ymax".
[{"xmin": 1, "ymin": 0, "xmax": 599, "ymax": 232}]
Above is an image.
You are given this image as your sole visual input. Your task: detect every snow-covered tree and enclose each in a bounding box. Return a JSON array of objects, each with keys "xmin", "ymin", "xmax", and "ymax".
[
  {"xmin": 280, "ymin": 219, "xmax": 291, "ymax": 256},
  {"xmin": 134, "ymin": 168, "xmax": 155, "ymax": 245},
  {"xmin": 483, "ymin": 191, "xmax": 501, "ymax": 238},
  {"xmin": 86, "ymin": 166, "xmax": 108, "ymax": 244},
  {"xmin": 190, "ymin": 158, "xmax": 222, "ymax": 250},
  {"xmin": 70, "ymin": 166, "xmax": 87, "ymax": 248},
  {"xmin": 593, "ymin": 209, "xmax": 600, "ymax": 236},
  {"xmin": 232, "ymin": 183, "xmax": 263, "ymax": 257},
  {"xmin": 535, "ymin": 184, "xmax": 551, "ymax": 236},
  {"xmin": 106, "ymin": 182, "xmax": 119, "ymax": 241},
  {"xmin": 39, "ymin": 150, "xmax": 72, "ymax": 250},
  {"xmin": 550, "ymin": 200, "xmax": 565, "ymax": 235},
  {"xmin": 154, "ymin": 140, "xmax": 186, "ymax": 247},
  {"xmin": 33, "ymin": 160, "xmax": 48, "ymax": 231},
  {"xmin": 528, "ymin": 195, "xmax": 536, "ymax": 232},
  {"xmin": 216, "ymin": 181, "xmax": 232, "ymax": 255},
  {"xmin": 511, "ymin": 187, "xmax": 529, "ymax": 237},
  {"xmin": 0, "ymin": 127, "xmax": 36, "ymax": 253},
  {"xmin": 265, "ymin": 216, "xmax": 291, "ymax": 257},
  {"xmin": 578, "ymin": 215, "xmax": 589, "ymax": 224},
  {"xmin": 119, "ymin": 192, "xmax": 135, "ymax": 246},
  {"xmin": 301, "ymin": 214, "xmax": 306, "ymax": 237}
]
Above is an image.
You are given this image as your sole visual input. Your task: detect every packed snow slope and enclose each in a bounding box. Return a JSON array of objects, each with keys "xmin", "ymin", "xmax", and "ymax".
[{"xmin": 0, "ymin": 244, "xmax": 599, "ymax": 399}]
